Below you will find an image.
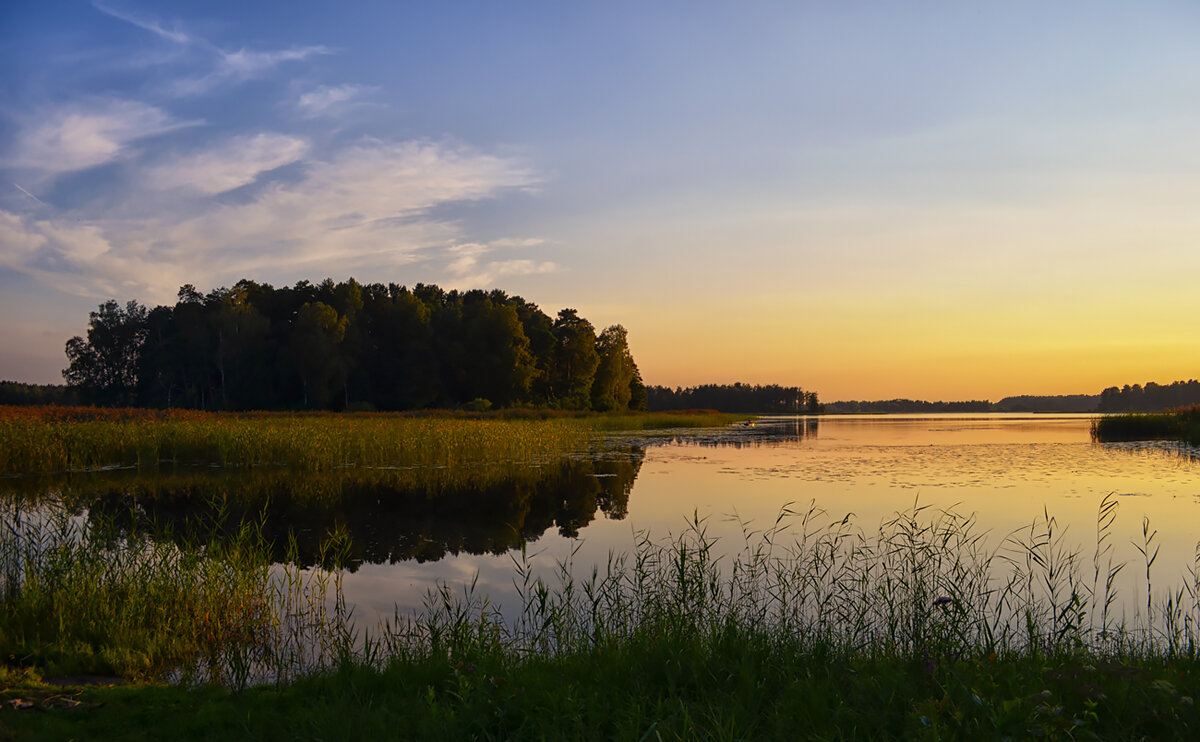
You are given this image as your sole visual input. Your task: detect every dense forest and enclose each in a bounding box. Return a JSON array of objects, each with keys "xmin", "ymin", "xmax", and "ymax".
[
  {"xmin": 993, "ymin": 395, "xmax": 1099, "ymax": 413},
  {"xmin": 61, "ymin": 279, "xmax": 646, "ymax": 412},
  {"xmin": 823, "ymin": 399, "xmax": 991, "ymax": 414},
  {"xmin": 0, "ymin": 380, "xmax": 79, "ymax": 406},
  {"xmin": 1097, "ymin": 380, "xmax": 1200, "ymax": 412},
  {"xmin": 647, "ymin": 383, "xmax": 820, "ymax": 413}
]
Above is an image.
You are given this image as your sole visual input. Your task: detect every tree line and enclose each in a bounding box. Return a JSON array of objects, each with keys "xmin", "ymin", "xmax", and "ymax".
[
  {"xmin": 647, "ymin": 383, "xmax": 820, "ymax": 413},
  {"xmin": 0, "ymin": 381, "xmax": 79, "ymax": 406},
  {"xmin": 62, "ymin": 279, "xmax": 647, "ymax": 412},
  {"xmin": 1097, "ymin": 380, "xmax": 1200, "ymax": 413},
  {"xmin": 993, "ymin": 395, "xmax": 1099, "ymax": 413},
  {"xmin": 823, "ymin": 399, "xmax": 991, "ymax": 414}
]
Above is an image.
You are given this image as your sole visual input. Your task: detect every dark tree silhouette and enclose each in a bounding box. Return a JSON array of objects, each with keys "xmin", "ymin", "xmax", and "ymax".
[
  {"xmin": 62, "ymin": 279, "xmax": 646, "ymax": 412},
  {"xmin": 63, "ymin": 300, "xmax": 148, "ymax": 406}
]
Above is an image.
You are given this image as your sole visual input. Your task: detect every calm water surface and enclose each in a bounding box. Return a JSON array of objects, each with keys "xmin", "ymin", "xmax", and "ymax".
[{"xmin": 342, "ymin": 414, "xmax": 1200, "ymax": 626}]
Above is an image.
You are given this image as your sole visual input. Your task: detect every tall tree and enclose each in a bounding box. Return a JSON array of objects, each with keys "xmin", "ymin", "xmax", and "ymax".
[
  {"xmin": 63, "ymin": 300, "xmax": 148, "ymax": 406},
  {"xmin": 289, "ymin": 301, "xmax": 348, "ymax": 408},
  {"xmin": 459, "ymin": 292, "xmax": 536, "ymax": 407},
  {"xmin": 213, "ymin": 282, "xmax": 271, "ymax": 409},
  {"xmin": 591, "ymin": 325, "xmax": 637, "ymax": 411},
  {"xmin": 550, "ymin": 309, "xmax": 599, "ymax": 409}
]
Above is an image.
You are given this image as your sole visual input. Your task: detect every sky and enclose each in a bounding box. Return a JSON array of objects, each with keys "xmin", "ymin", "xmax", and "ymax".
[{"xmin": 2, "ymin": 1, "xmax": 1199, "ymax": 401}]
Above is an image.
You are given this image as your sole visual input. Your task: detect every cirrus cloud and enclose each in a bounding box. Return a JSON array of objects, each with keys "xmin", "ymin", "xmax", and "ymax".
[
  {"xmin": 444, "ymin": 240, "xmax": 558, "ymax": 287},
  {"xmin": 1, "ymin": 138, "xmax": 541, "ymax": 303},
  {"xmin": 145, "ymin": 133, "xmax": 309, "ymax": 194},
  {"xmin": 5, "ymin": 99, "xmax": 193, "ymax": 178},
  {"xmin": 297, "ymin": 84, "xmax": 371, "ymax": 117}
]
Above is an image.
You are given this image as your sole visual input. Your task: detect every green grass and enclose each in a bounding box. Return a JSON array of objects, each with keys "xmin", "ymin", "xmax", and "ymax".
[
  {"xmin": 1092, "ymin": 405, "xmax": 1200, "ymax": 446},
  {"xmin": 0, "ymin": 501, "xmax": 347, "ymax": 686},
  {"xmin": 578, "ymin": 410, "xmax": 749, "ymax": 431},
  {"xmin": 3, "ymin": 622, "xmax": 1197, "ymax": 740},
  {"xmin": 0, "ymin": 406, "xmax": 744, "ymax": 475},
  {"xmin": 4, "ymin": 497, "xmax": 1200, "ymax": 739}
]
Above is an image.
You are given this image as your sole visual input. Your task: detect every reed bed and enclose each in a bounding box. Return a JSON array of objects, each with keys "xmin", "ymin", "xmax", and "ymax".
[
  {"xmin": 383, "ymin": 495, "xmax": 1200, "ymax": 662},
  {"xmin": 0, "ymin": 499, "xmax": 348, "ymax": 689},
  {"xmin": 0, "ymin": 411, "xmax": 590, "ymax": 475},
  {"xmin": 3, "ymin": 497, "xmax": 1200, "ymax": 738},
  {"xmin": 0, "ymin": 406, "xmax": 740, "ymax": 476},
  {"xmin": 1092, "ymin": 404, "xmax": 1200, "ymax": 446},
  {"xmin": 6, "ymin": 496, "xmax": 1199, "ymax": 740}
]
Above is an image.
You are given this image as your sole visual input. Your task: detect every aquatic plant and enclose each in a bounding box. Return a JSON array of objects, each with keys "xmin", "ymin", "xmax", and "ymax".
[
  {"xmin": 381, "ymin": 495, "xmax": 1200, "ymax": 664},
  {"xmin": 0, "ymin": 408, "xmax": 590, "ymax": 474},
  {"xmin": 0, "ymin": 405, "xmax": 740, "ymax": 476},
  {"xmin": 1092, "ymin": 405, "xmax": 1200, "ymax": 446},
  {"xmin": 0, "ymin": 499, "xmax": 347, "ymax": 688}
]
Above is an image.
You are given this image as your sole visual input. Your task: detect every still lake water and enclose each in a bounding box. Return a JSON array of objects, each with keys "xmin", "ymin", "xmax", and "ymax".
[
  {"xmin": 339, "ymin": 414, "xmax": 1200, "ymax": 627},
  {"xmin": 9, "ymin": 414, "xmax": 1198, "ymax": 630}
]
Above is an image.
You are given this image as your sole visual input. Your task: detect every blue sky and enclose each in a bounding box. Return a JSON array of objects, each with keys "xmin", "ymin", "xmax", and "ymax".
[{"xmin": 3, "ymin": 1, "xmax": 1200, "ymax": 399}]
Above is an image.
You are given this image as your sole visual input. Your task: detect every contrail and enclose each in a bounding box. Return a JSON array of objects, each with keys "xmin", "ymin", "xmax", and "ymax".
[
  {"xmin": 13, "ymin": 183, "xmax": 48, "ymax": 206},
  {"xmin": 92, "ymin": 1, "xmax": 191, "ymax": 44}
]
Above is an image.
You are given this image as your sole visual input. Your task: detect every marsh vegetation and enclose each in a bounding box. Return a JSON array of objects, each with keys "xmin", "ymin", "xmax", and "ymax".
[
  {"xmin": 1092, "ymin": 405, "xmax": 1200, "ymax": 446},
  {"xmin": 3, "ymin": 410, "xmax": 1200, "ymax": 739},
  {"xmin": 3, "ymin": 496, "xmax": 1200, "ymax": 739}
]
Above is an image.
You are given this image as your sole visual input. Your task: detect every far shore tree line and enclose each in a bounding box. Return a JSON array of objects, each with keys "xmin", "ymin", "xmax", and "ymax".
[
  {"xmin": 825, "ymin": 384, "xmax": 1200, "ymax": 414},
  {"xmin": 647, "ymin": 383, "xmax": 821, "ymax": 414},
  {"xmin": 1096, "ymin": 380, "xmax": 1200, "ymax": 413},
  {"xmin": 58, "ymin": 279, "xmax": 646, "ymax": 412},
  {"xmin": 5, "ymin": 330, "xmax": 1198, "ymax": 416}
]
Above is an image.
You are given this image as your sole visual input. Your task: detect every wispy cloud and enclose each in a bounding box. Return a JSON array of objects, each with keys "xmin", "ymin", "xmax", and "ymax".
[
  {"xmin": 92, "ymin": 1, "xmax": 192, "ymax": 45},
  {"xmin": 0, "ymin": 211, "xmax": 48, "ymax": 265},
  {"xmin": 92, "ymin": 2, "xmax": 332, "ymax": 95},
  {"xmin": 297, "ymin": 84, "xmax": 370, "ymax": 117},
  {"xmin": 5, "ymin": 99, "xmax": 195, "ymax": 178},
  {"xmin": 0, "ymin": 139, "xmax": 539, "ymax": 302},
  {"xmin": 445, "ymin": 240, "xmax": 557, "ymax": 287},
  {"xmin": 220, "ymin": 46, "xmax": 331, "ymax": 77},
  {"xmin": 146, "ymin": 133, "xmax": 309, "ymax": 194}
]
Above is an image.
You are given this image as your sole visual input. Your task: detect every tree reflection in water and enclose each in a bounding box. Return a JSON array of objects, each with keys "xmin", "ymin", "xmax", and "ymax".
[
  {"xmin": 1, "ymin": 416, "xmax": 821, "ymax": 571},
  {"xmin": 2, "ymin": 448, "xmax": 644, "ymax": 570}
]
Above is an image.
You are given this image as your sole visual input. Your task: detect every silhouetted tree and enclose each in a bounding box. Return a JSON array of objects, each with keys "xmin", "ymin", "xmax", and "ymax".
[
  {"xmin": 591, "ymin": 325, "xmax": 637, "ymax": 411},
  {"xmin": 63, "ymin": 279, "xmax": 638, "ymax": 412},
  {"xmin": 550, "ymin": 309, "xmax": 599, "ymax": 408},
  {"xmin": 290, "ymin": 302, "xmax": 348, "ymax": 408},
  {"xmin": 63, "ymin": 300, "xmax": 148, "ymax": 406}
]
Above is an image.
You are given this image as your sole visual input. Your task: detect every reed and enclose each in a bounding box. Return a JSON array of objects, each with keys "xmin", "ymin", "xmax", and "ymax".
[
  {"xmin": 5, "ymin": 497, "xmax": 1199, "ymax": 740},
  {"xmin": 0, "ymin": 406, "xmax": 742, "ymax": 476},
  {"xmin": 0, "ymin": 499, "xmax": 348, "ymax": 689},
  {"xmin": 383, "ymin": 495, "xmax": 1199, "ymax": 662},
  {"xmin": 1092, "ymin": 405, "xmax": 1200, "ymax": 446},
  {"xmin": 0, "ymin": 408, "xmax": 591, "ymax": 475}
]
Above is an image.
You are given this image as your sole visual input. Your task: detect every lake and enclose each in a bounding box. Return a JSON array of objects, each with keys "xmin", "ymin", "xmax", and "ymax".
[
  {"xmin": 9, "ymin": 413, "xmax": 1199, "ymax": 633},
  {"xmin": 336, "ymin": 413, "xmax": 1200, "ymax": 628}
]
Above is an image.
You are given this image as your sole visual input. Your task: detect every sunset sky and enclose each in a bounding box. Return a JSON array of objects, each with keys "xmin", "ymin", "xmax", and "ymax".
[{"xmin": 2, "ymin": 1, "xmax": 1199, "ymax": 401}]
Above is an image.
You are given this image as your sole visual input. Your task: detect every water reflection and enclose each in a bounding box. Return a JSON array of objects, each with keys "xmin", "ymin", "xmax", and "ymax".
[
  {"xmin": 4, "ymin": 414, "xmax": 1199, "ymax": 628},
  {"xmin": 615, "ymin": 415, "xmax": 819, "ymax": 449},
  {"xmin": 0, "ymin": 447, "xmax": 644, "ymax": 569}
]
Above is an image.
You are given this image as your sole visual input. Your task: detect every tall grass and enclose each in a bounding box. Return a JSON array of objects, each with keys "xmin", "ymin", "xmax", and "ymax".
[
  {"xmin": 0, "ymin": 410, "xmax": 590, "ymax": 474},
  {"xmin": 381, "ymin": 495, "xmax": 1200, "ymax": 663},
  {"xmin": 6, "ymin": 495, "xmax": 1199, "ymax": 687},
  {"xmin": 0, "ymin": 406, "xmax": 742, "ymax": 475},
  {"xmin": 0, "ymin": 499, "xmax": 348, "ymax": 688},
  {"xmin": 5, "ymin": 496, "xmax": 1199, "ymax": 739},
  {"xmin": 1092, "ymin": 405, "xmax": 1200, "ymax": 446}
]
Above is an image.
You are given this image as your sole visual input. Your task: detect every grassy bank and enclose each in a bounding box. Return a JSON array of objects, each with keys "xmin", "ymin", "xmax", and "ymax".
[
  {"xmin": 1092, "ymin": 405, "xmax": 1200, "ymax": 446},
  {"xmin": 0, "ymin": 501, "xmax": 347, "ymax": 686},
  {"xmin": 0, "ymin": 406, "xmax": 743, "ymax": 475},
  {"xmin": 5, "ymin": 638, "xmax": 1197, "ymax": 740},
  {"xmin": 3, "ymin": 498, "xmax": 1200, "ymax": 739}
]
